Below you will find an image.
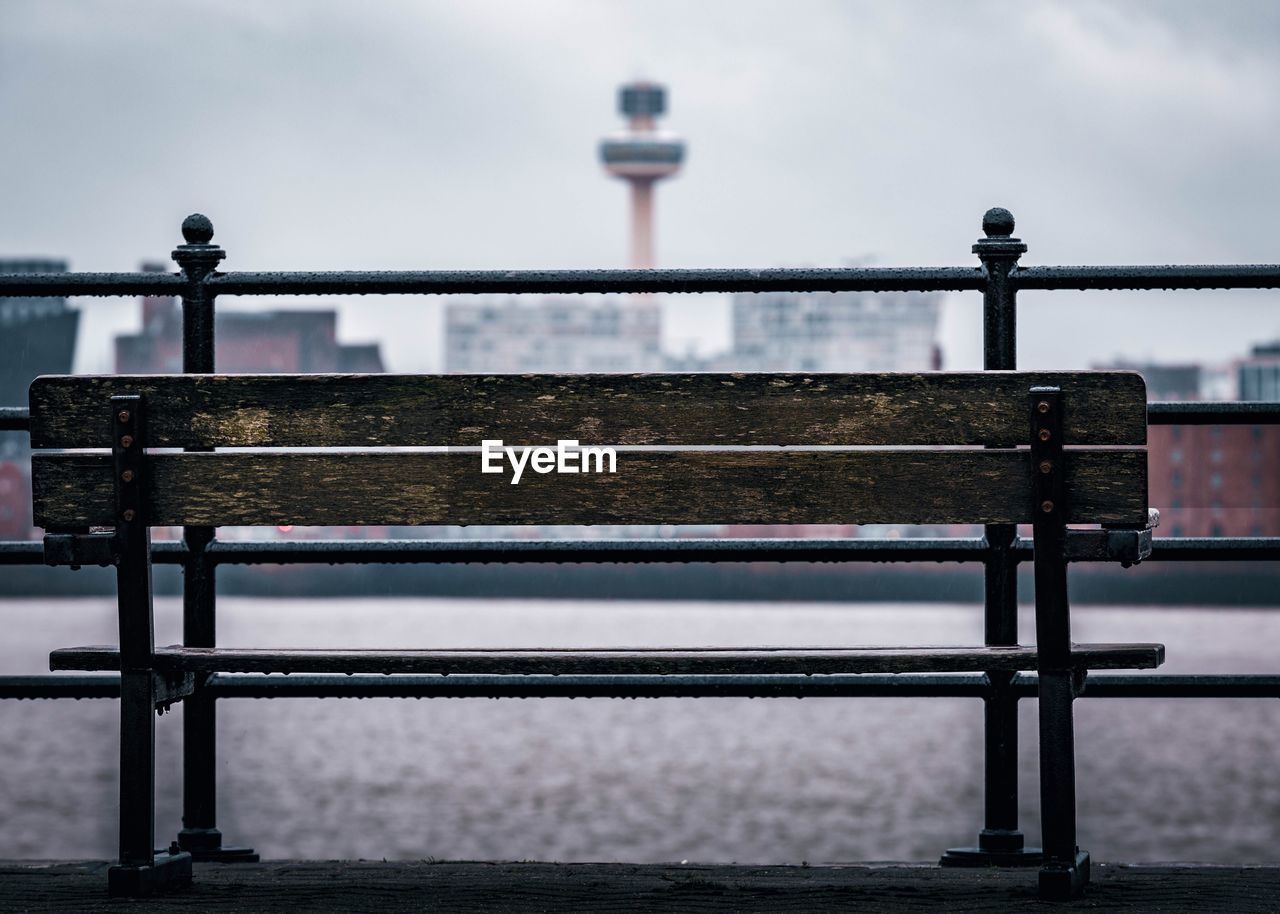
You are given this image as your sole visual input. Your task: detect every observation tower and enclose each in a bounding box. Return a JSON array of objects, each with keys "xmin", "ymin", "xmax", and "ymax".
[{"xmin": 599, "ymin": 81, "xmax": 685, "ymax": 269}]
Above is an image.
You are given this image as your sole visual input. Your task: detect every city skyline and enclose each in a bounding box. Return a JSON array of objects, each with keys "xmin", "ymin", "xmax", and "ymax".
[{"xmin": 3, "ymin": 1, "xmax": 1279, "ymax": 376}]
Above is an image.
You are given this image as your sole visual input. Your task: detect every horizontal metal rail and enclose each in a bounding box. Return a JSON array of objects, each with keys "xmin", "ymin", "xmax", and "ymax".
[
  {"xmin": 1146, "ymin": 538, "xmax": 1280, "ymax": 562},
  {"xmin": 0, "ymin": 407, "xmax": 29, "ymax": 431},
  {"xmin": 6, "ymin": 536, "xmax": 1280, "ymax": 566},
  {"xmin": 3, "ymin": 673, "xmax": 1278, "ymax": 701},
  {"xmin": 3, "ymin": 263, "xmax": 1280, "ymax": 300},
  {"xmin": 0, "ymin": 272, "xmax": 187, "ymax": 297},
  {"xmin": 208, "ymin": 268, "xmax": 989, "ymax": 296},
  {"xmin": 201, "ymin": 537, "xmax": 991, "ymax": 565},
  {"xmin": 0, "ymin": 674, "xmax": 122, "ymax": 699},
  {"xmin": 1147, "ymin": 402, "xmax": 1280, "ymax": 424},
  {"xmin": 5, "ymin": 403, "xmax": 1280, "ymax": 435},
  {"xmin": 0, "ymin": 267, "xmax": 986, "ymax": 297},
  {"xmin": 1012, "ymin": 264, "xmax": 1280, "ymax": 291}
]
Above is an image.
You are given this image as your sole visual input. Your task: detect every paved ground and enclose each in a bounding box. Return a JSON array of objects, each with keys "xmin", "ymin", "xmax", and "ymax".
[{"xmin": 2, "ymin": 861, "xmax": 1278, "ymax": 913}]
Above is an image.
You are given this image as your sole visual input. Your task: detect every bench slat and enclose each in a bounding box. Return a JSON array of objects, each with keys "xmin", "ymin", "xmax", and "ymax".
[
  {"xmin": 28, "ymin": 372, "xmax": 1147, "ymax": 448},
  {"xmin": 50, "ymin": 644, "xmax": 1165, "ymax": 674},
  {"xmin": 32, "ymin": 448, "xmax": 1148, "ymax": 529}
]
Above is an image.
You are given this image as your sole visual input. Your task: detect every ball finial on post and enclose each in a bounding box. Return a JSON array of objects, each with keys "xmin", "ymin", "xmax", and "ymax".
[
  {"xmin": 973, "ymin": 206, "xmax": 1026, "ymax": 258},
  {"xmin": 181, "ymin": 214, "xmax": 215, "ymax": 245},
  {"xmin": 173, "ymin": 213, "xmax": 225, "ymax": 280},
  {"xmin": 982, "ymin": 207, "xmax": 1016, "ymax": 238}
]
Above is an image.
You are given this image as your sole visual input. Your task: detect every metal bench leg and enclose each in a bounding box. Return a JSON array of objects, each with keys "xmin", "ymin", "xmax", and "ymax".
[
  {"xmin": 109, "ymin": 672, "xmax": 192, "ymax": 897},
  {"xmin": 1029, "ymin": 386, "xmax": 1089, "ymax": 900},
  {"xmin": 1036, "ymin": 669, "xmax": 1088, "ymax": 900},
  {"xmin": 107, "ymin": 394, "xmax": 191, "ymax": 897}
]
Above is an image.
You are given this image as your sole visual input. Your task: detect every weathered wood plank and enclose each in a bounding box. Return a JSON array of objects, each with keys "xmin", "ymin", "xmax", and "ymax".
[
  {"xmin": 28, "ymin": 371, "xmax": 1147, "ymax": 448},
  {"xmin": 50, "ymin": 643, "xmax": 1165, "ymax": 674},
  {"xmin": 31, "ymin": 448, "xmax": 1147, "ymax": 529}
]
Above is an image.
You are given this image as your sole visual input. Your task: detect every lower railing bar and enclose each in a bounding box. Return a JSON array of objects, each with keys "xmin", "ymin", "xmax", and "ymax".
[
  {"xmin": 1147, "ymin": 402, "xmax": 1280, "ymax": 424},
  {"xmin": 205, "ymin": 672, "xmax": 993, "ymax": 699},
  {"xmin": 3, "ymin": 673, "xmax": 1279, "ymax": 701},
  {"xmin": 0, "ymin": 540, "xmax": 185, "ymax": 565},
  {"xmin": 1147, "ymin": 538, "xmax": 1280, "ymax": 561},
  {"xmin": 6, "ymin": 536, "xmax": 1280, "ymax": 566},
  {"xmin": 201, "ymin": 537, "xmax": 991, "ymax": 565},
  {"xmin": 1069, "ymin": 674, "xmax": 1280, "ymax": 699},
  {"xmin": 0, "ymin": 541, "xmax": 43, "ymax": 564},
  {"xmin": 0, "ymin": 407, "xmax": 29, "ymax": 431},
  {"xmin": 0, "ymin": 674, "xmax": 120, "ymax": 699}
]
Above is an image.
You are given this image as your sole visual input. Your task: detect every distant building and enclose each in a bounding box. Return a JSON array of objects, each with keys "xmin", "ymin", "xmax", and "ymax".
[
  {"xmin": 726, "ymin": 290, "xmax": 942, "ymax": 372},
  {"xmin": 1100, "ymin": 356, "xmax": 1280, "ymax": 538},
  {"xmin": 1239, "ymin": 341, "xmax": 1280, "ymax": 401},
  {"xmin": 111, "ymin": 272, "xmax": 387, "ymax": 541},
  {"xmin": 445, "ymin": 297, "xmax": 662, "ymax": 373},
  {"xmin": 0, "ymin": 259, "xmax": 79, "ymax": 405},
  {"xmin": 0, "ymin": 258, "xmax": 79, "ymax": 539},
  {"xmin": 116, "ymin": 266, "xmax": 384, "ymax": 374}
]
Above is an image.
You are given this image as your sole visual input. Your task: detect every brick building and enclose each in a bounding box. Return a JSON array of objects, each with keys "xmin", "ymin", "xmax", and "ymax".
[
  {"xmin": 116, "ymin": 266, "xmax": 385, "ymax": 374},
  {"xmin": 1105, "ymin": 355, "xmax": 1280, "ymax": 537},
  {"xmin": 0, "ymin": 259, "xmax": 79, "ymax": 539}
]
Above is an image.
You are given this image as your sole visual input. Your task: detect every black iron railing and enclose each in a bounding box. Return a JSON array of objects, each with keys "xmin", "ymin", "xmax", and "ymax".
[{"xmin": 1, "ymin": 207, "xmax": 1278, "ymax": 864}]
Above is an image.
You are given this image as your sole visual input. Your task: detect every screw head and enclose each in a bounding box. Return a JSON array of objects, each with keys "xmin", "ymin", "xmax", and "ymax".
[
  {"xmin": 121, "ymin": 469, "xmax": 135, "ymax": 483},
  {"xmin": 181, "ymin": 213, "xmax": 215, "ymax": 245},
  {"xmin": 120, "ymin": 434, "xmax": 134, "ymax": 448},
  {"xmin": 1038, "ymin": 429, "xmax": 1051, "ymax": 442},
  {"xmin": 1039, "ymin": 460, "xmax": 1053, "ymax": 474},
  {"xmin": 982, "ymin": 207, "xmax": 1016, "ymax": 238},
  {"xmin": 1040, "ymin": 500, "xmax": 1055, "ymax": 513},
  {"xmin": 121, "ymin": 509, "xmax": 136, "ymax": 522},
  {"xmin": 1037, "ymin": 401, "xmax": 1051, "ymax": 414},
  {"xmin": 117, "ymin": 409, "xmax": 131, "ymax": 423}
]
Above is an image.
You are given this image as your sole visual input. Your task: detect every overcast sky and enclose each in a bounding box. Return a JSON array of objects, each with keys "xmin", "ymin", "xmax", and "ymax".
[{"xmin": 3, "ymin": 0, "xmax": 1278, "ymax": 373}]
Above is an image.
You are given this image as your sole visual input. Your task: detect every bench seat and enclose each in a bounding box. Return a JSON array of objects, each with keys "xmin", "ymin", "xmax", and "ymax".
[{"xmin": 52, "ymin": 643, "xmax": 1165, "ymax": 676}]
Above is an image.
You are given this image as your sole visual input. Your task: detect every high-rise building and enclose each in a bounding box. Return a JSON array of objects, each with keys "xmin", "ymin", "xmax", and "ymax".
[
  {"xmin": 1239, "ymin": 341, "xmax": 1280, "ymax": 401},
  {"xmin": 445, "ymin": 297, "xmax": 662, "ymax": 373},
  {"xmin": 726, "ymin": 290, "xmax": 942, "ymax": 372},
  {"xmin": 0, "ymin": 259, "xmax": 79, "ymax": 406}
]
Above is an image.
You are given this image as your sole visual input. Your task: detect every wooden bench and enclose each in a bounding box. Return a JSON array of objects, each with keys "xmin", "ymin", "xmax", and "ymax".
[{"xmin": 29, "ymin": 370, "xmax": 1163, "ymax": 900}]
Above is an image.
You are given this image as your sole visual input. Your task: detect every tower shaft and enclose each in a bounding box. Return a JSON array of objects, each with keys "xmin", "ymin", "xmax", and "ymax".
[{"xmin": 629, "ymin": 179, "xmax": 655, "ymax": 270}]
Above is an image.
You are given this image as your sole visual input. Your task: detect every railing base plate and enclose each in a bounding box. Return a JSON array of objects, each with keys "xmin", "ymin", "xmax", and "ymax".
[
  {"xmin": 177, "ymin": 827, "xmax": 258, "ymax": 863},
  {"xmin": 190, "ymin": 845, "xmax": 259, "ymax": 863},
  {"xmin": 1038, "ymin": 850, "xmax": 1090, "ymax": 900},
  {"xmin": 939, "ymin": 846, "xmax": 1044, "ymax": 868},
  {"xmin": 107, "ymin": 850, "xmax": 192, "ymax": 897}
]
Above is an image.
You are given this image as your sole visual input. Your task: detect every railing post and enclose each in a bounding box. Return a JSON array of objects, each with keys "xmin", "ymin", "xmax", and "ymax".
[
  {"xmin": 942, "ymin": 207, "xmax": 1042, "ymax": 866},
  {"xmin": 171, "ymin": 215, "xmax": 257, "ymax": 862}
]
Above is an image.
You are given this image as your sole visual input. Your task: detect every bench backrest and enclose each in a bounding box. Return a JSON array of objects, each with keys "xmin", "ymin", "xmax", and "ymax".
[{"xmin": 28, "ymin": 371, "xmax": 1147, "ymax": 530}]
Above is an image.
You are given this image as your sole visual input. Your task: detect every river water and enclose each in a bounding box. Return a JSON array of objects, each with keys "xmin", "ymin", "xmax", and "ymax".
[{"xmin": 1, "ymin": 597, "xmax": 1277, "ymax": 864}]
